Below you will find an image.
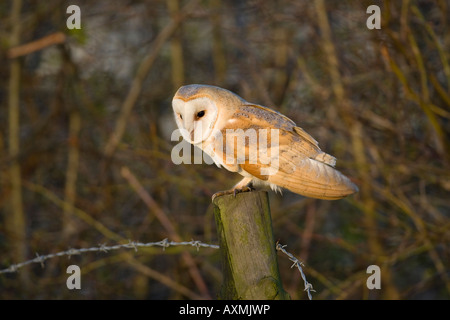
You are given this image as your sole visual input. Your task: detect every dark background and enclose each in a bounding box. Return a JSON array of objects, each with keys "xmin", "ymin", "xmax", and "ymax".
[{"xmin": 0, "ymin": 0, "xmax": 449, "ymax": 299}]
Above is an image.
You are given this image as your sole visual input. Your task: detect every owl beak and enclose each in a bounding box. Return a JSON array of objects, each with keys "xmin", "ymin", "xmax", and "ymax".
[{"xmin": 181, "ymin": 118, "xmax": 194, "ymax": 142}]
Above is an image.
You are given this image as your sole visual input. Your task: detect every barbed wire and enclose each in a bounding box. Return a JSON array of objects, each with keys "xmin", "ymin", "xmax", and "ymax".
[
  {"xmin": 0, "ymin": 238, "xmax": 313, "ymax": 300},
  {"xmin": 0, "ymin": 239, "xmax": 219, "ymax": 274},
  {"xmin": 276, "ymin": 242, "xmax": 315, "ymax": 300}
]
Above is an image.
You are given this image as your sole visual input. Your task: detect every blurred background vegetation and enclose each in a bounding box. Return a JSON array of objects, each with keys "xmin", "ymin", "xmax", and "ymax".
[{"xmin": 0, "ymin": 0, "xmax": 449, "ymax": 299}]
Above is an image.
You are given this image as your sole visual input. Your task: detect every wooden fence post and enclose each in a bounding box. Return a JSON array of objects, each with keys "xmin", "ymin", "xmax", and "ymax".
[{"xmin": 213, "ymin": 190, "xmax": 290, "ymax": 300}]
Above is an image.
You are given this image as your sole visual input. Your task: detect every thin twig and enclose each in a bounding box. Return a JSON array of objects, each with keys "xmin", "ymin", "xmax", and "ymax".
[
  {"xmin": 7, "ymin": 32, "xmax": 66, "ymax": 59},
  {"xmin": 7, "ymin": 0, "xmax": 27, "ymax": 284}
]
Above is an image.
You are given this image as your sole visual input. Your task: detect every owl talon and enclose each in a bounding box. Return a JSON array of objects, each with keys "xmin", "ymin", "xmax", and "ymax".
[
  {"xmin": 212, "ymin": 186, "xmax": 255, "ymax": 201},
  {"xmin": 233, "ymin": 186, "xmax": 254, "ymax": 197},
  {"xmin": 212, "ymin": 190, "xmax": 231, "ymax": 201}
]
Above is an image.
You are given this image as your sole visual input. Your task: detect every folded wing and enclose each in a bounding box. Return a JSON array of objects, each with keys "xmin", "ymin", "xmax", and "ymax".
[{"xmin": 218, "ymin": 103, "xmax": 359, "ymax": 199}]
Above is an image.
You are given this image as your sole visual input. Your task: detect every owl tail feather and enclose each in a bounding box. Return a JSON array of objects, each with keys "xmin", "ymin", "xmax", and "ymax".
[{"xmin": 268, "ymin": 158, "xmax": 359, "ymax": 200}]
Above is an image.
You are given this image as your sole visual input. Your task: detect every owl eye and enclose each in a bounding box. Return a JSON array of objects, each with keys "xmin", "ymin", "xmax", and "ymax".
[
  {"xmin": 179, "ymin": 114, "xmax": 183, "ymax": 120},
  {"xmin": 196, "ymin": 110, "xmax": 205, "ymax": 118}
]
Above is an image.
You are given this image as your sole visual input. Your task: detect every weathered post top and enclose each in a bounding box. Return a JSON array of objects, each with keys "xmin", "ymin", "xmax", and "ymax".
[{"xmin": 213, "ymin": 190, "xmax": 290, "ymax": 300}]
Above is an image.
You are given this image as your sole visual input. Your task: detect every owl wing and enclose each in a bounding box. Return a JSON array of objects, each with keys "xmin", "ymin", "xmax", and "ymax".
[{"xmin": 224, "ymin": 104, "xmax": 358, "ymax": 199}]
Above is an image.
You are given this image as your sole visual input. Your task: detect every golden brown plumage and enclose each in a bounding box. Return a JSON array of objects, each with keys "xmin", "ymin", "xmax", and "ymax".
[{"xmin": 172, "ymin": 84, "xmax": 358, "ymax": 200}]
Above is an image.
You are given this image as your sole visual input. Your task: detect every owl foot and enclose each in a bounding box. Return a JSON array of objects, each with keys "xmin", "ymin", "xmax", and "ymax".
[
  {"xmin": 233, "ymin": 185, "xmax": 254, "ymax": 197},
  {"xmin": 212, "ymin": 185, "xmax": 255, "ymax": 201}
]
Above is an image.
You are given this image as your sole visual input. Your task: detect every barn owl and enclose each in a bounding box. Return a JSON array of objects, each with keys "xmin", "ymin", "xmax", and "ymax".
[{"xmin": 172, "ymin": 84, "xmax": 358, "ymax": 200}]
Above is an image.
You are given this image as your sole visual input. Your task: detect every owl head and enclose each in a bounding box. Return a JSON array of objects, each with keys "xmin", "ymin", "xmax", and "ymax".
[{"xmin": 172, "ymin": 84, "xmax": 244, "ymax": 144}]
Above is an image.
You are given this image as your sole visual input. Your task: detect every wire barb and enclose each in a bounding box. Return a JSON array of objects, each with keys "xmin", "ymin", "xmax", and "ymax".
[
  {"xmin": 67, "ymin": 248, "xmax": 81, "ymax": 259},
  {"xmin": 158, "ymin": 238, "xmax": 170, "ymax": 251},
  {"xmin": 35, "ymin": 253, "xmax": 45, "ymax": 268},
  {"xmin": 128, "ymin": 240, "xmax": 139, "ymax": 252},
  {"xmin": 99, "ymin": 243, "xmax": 109, "ymax": 253},
  {"xmin": 191, "ymin": 240, "xmax": 201, "ymax": 251}
]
